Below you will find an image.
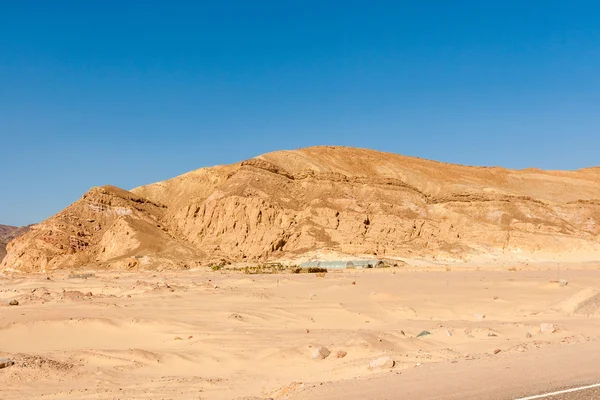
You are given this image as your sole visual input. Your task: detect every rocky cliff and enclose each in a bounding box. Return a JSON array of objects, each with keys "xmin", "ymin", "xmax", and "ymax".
[
  {"xmin": 0, "ymin": 224, "xmax": 29, "ymax": 262},
  {"xmin": 2, "ymin": 146, "xmax": 600, "ymax": 272}
]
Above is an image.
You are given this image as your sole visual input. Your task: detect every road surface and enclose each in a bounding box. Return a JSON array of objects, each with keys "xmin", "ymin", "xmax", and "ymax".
[{"xmin": 290, "ymin": 341, "xmax": 600, "ymax": 400}]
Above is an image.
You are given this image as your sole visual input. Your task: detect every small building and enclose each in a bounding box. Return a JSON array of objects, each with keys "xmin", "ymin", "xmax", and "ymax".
[
  {"xmin": 300, "ymin": 260, "xmax": 347, "ymax": 269},
  {"xmin": 346, "ymin": 260, "xmax": 385, "ymax": 269}
]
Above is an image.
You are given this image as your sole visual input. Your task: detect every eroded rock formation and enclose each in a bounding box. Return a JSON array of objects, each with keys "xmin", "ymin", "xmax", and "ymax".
[{"xmin": 3, "ymin": 146, "xmax": 600, "ymax": 272}]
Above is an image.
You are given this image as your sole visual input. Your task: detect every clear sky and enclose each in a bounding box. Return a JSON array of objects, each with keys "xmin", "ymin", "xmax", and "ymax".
[{"xmin": 1, "ymin": 1, "xmax": 599, "ymax": 226}]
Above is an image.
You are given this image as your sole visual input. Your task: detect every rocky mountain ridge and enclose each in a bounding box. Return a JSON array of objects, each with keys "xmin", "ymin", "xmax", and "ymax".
[
  {"xmin": 2, "ymin": 146, "xmax": 600, "ymax": 272},
  {"xmin": 0, "ymin": 224, "xmax": 30, "ymax": 262}
]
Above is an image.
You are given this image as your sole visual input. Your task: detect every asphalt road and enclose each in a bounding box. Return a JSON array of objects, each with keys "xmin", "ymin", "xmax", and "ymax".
[
  {"xmin": 554, "ymin": 387, "xmax": 600, "ymax": 399},
  {"xmin": 290, "ymin": 341, "xmax": 600, "ymax": 400},
  {"xmin": 519, "ymin": 386, "xmax": 600, "ymax": 399}
]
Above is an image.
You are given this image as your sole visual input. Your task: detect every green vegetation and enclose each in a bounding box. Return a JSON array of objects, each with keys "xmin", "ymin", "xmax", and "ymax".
[{"xmin": 208, "ymin": 263, "xmax": 332, "ymax": 275}]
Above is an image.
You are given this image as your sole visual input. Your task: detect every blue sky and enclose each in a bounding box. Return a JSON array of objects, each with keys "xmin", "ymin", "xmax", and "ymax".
[{"xmin": 1, "ymin": 1, "xmax": 599, "ymax": 226}]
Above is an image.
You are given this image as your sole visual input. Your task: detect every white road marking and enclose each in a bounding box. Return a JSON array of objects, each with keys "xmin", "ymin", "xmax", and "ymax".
[{"xmin": 516, "ymin": 383, "xmax": 600, "ymax": 399}]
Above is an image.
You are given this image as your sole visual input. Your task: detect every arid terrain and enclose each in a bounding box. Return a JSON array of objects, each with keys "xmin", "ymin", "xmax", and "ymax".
[
  {"xmin": 2, "ymin": 264, "xmax": 600, "ymax": 399},
  {"xmin": 1, "ymin": 146, "xmax": 599, "ymax": 399},
  {"xmin": 0, "ymin": 225, "xmax": 28, "ymax": 261},
  {"xmin": 2, "ymin": 146, "xmax": 600, "ymax": 273}
]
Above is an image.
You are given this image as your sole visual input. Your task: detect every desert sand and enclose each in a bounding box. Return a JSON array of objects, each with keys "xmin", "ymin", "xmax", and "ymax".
[{"xmin": 2, "ymin": 263, "xmax": 600, "ymax": 399}]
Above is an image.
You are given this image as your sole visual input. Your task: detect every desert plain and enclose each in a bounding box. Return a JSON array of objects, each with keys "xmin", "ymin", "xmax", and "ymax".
[{"xmin": 2, "ymin": 261, "xmax": 600, "ymax": 400}]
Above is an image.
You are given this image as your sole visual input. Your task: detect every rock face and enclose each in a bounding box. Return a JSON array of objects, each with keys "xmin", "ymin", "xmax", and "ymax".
[
  {"xmin": 1, "ymin": 186, "xmax": 203, "ymax": 272},
  {"xmin": 2, "ymin": 146, "xmax": 600, "ymax": 272},
  {"xmin": 0, "ymin": 224, "xmax": 29, "ymax": 262}
]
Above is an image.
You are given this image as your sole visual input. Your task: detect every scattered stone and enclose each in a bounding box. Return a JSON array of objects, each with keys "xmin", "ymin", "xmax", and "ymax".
[
  {"xmin": 558, "ymin": 279, "xmax": 568, "ymax": 287},
  {"xmin": 467, "ymin": 334, "xmax": 475, "ymax": 339},
  {"xmin": 446, "ymin": 328, "xmax": 452, "ymax": 337},
  {"xmin": 487, "ymin": 332, "xmax": 497, "ymax": 337},
  {"xmin": 312, "ymin": 346, "xmax": 330, "ymax": 360},
  {"xmin": 416, "ymin": 330, "xmax": 431, "ymax": 338},
  {"xmin": 9, "ymin": 299, "xmax": 19, "ymax": 306},
  {"xmin": 400, "ymin": 330, "xmax": 405, "ymax": 336},
  {"xmin": 493, "ymin": 296, "xmax": 499, "ymax": 300},
  {"xmin": 85, "ymin": 292, "xmax": 93, "ymax": 297},
  {"xmin": 473, "ymin": 313, "xmax": 485, "ymax": 321},
  {"xmin": 0, "ymin": 358, "xmax": 14, "ymax": 369},
  {"xmin": 493, "ymin": 349, "xmax": 501, "ymax": 355},
  {"xmin": 540, "ymin": 323, "xmax": 556, "ymax": 334},
  {"xmin": 369, "ymin": 356, "xmax": 395, "ymax": 369},
  {"xmin": 526, "ymin": 332, "xmax": 532, "ymax": 338},
  {"xmin": 68, "ymin": 273, "xmax": 96, "ymax": 279},
  {"xmin": 334, "ymin": 351, "xmax": 347, "ymax": 359}
]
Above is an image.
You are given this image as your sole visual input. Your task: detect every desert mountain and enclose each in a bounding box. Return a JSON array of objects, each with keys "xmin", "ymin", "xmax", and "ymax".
[
  {"xmin": 0, "ymin": 224, "xmax": 30, "ymax": 262},
  {"xmin": 2, "ymin": 146, "xmax": 600, "ymax": 272}
]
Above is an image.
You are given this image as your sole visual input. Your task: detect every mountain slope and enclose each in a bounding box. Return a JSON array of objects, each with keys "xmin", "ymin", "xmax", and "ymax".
[
  {"xmin": 0, "ymin": 224, "xmax": 30, "ymax": 261},
  {"xmin": 1, "ymin": 186, "xmax": 203, "ymax": 272},
  {"xmin": 3, "ymin": 146, "xmax": 600, "ymax": 272}
]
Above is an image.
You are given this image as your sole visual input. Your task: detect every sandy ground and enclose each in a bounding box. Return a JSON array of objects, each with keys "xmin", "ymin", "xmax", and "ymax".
[
  {"xmin": 292, "ymin": 337, "xmax": 600, "ymax": 400},
  {"xmin": 1, "ymin": 264, "xmax": 600, "ymax": 399}
]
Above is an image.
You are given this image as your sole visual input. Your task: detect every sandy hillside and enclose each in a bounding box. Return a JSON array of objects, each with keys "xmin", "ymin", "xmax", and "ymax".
[
  {"xmin": 2, "ymin": 146, "xmax": 600, "ymax": 273},
  {"xmin": 1, "ymin": 265, "xmax": 600, "ymax": 399}
]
